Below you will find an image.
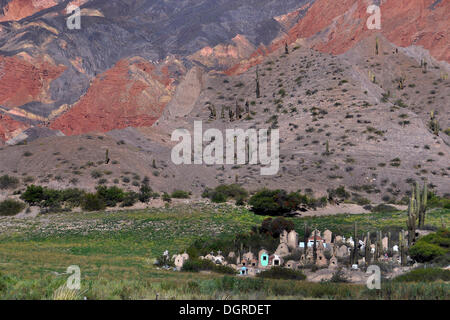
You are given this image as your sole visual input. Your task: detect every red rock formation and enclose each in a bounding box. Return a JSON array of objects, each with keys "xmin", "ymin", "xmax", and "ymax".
[
  {"xmin": 50, "ymin": 57, "xmax": 184, "ymax": 136},
  {"xmin": 0, "ymin": 54, "xmax": 66, "ymax": 108},
  {"xmin": 0, "ymin": 113, "xmax": 29, "ymax": 141},
  {"xmin": 189, "ymin": 34, "xmax": 256, "ymax": 69},
  {"xmin": 225, "ymin": 0, "xmax": 449, "ymax": 75},
  {"xmin": 0, "ymin": 0, "xmax": 58, "ymax": 22}
]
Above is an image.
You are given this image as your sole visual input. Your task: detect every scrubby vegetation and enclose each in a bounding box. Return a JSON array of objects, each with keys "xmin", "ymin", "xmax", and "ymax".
[
  {"xmin": 18, "ymin": 183, "xmax": 159, "ymax": 213},
  {"xmin": 182, "ymin": 259, "xmax": 236, "ymax": 275},
  {"xmin": 394, "ymin": 268, "xmax": 450, "ymax": 283},
  {"xmin": 0, "ymin": 175, "xmax": 19, "ymax": 190},
  {"xmin": 409, "ymin": 228, "xmax": 449, "ymax": 263},
  {"xmin": 249, "ymin": 188, "xmax": 326, "ymax": 216},
  {"xmin": 202, "ymin": 184, "xmax": 248, "ymax": 203},
  {"xmin": 0, "ymin": 199, "xmax": 25, "ymax": 216},
  {"xmin": 257, "ymin": 267, "xmax": 306, "ymax": 280}
]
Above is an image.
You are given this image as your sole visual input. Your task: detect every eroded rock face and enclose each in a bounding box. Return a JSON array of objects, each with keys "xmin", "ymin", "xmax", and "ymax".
[
  {"xmin": 0, "ymin": 113, "xmax": 29, "ymax": 142},
  {"xmin": 0, "ymin": 0, "xmax": 58, "ymax": 22},
  {"xmin": 0, "ymin": 54, "xmax": 66, "ymax": 108},
  {"xmin": 50, "ymin": 57, "xmax": 184, "ymax": 136},
  {"xmin": 225, "ymin": 0, "xmax": 449, "ymax": 76}
]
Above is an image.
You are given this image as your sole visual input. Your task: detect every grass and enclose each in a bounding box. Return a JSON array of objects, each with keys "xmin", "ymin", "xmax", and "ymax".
[{"xmin": 0, "ymin": 204, "xmax": 448, "ymax": 299}]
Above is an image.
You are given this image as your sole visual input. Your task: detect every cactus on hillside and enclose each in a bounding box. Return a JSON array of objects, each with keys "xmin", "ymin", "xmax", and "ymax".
[
  {"xmin": 105, "ymin": 149, "xmax": 110, "ymax": 164},
  {"xmin": 256, "ymin": 67, "xmax": 261, "ymax": 98},
  {"xmin": 375, "ymin": 37, "xmax": 379, "ymax": 55}
]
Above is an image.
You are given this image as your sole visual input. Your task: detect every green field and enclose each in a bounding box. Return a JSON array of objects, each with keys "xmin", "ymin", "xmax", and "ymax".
[{"xmin": 0, "ymin": 204, "xmax": 449, "ymax": 300}]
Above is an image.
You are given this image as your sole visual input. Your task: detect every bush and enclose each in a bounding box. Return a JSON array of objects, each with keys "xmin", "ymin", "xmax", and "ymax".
[
  {"xmin": 20, "ymin": 185, "xmax": 47, "ymax": 206},
  {"xmin": 394, "ymin": 267, "xmax": 450, "ymax": 282},
  {"xmin": 0, "ymin": 175, "xmax": 19, "ymax": 190},
  {"xmin": 202, "ymin": 184, "xmax": 248, "ymax": 203},
  {"xmin": 257, "ymin": 267, "xmax": 306, "ymax": 280},
  {"xmin": 96, "ymin": 186, "xmax": 125, "ymax": 207},
  {"xmin": 162, "ymin": 193, "xmax": 171, "ymax": 202},
  {"xmin": 82, "ymin": 194, "xmax": 106, "ymax": 212},
  {"xmin": 138, "ymin": 184, "xmax": 152, "ymax": 203},
  {"xmin": 0, "ymin": 199, "xmax": 25, "ymax": 216},
  {"xmin": 120, "ymin": 192, "xmax": 138, "ymax": 207},
  {"xmin": 328, "ymin": 268, "xmax": 349, "ymax": 283},
  {"xmin": 259, "ymin": 217, "xmax": 294, "ymax": 238},
  {"xmin": 409, "ymin": 229, "xmax": 449, "ymax": 263},
  {"xmin": 371, "ymin": 204, "xmax": 398, "ymax": 213},
  {"xmin": 409, "ymin": 242, "xmax": 446, "ymax": 263},
  {"xmin": 249, "ymin": 189, "xmax": 301, "ymax": 216},
  {"xmin": 181, "ymin": 259, "xmax": 235, "ymax": 274},
  {"xmin": 171, "ymin": 190, "xmax": 190, "ymax": 199}
]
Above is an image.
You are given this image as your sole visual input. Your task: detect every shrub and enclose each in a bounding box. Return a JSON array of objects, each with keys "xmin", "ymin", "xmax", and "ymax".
[
  {"xmin": 0, "ymin": 199, "xmax": 25, "ymax": 216},
  {"xmin": 20, "ymin": 185, "xmax": 46, "ymax": 206},
  {"xmin": 409, "ymin": 242, "xmax": 446, "ymax": 263},
  {"xmin": 120, "ymin": 192, "xmax": 138, "ymax": 207},
  {"xmin": 138, "ymin": 184, "xmax": 152, "ymax": 203},
  {"xmin": 327, "ymin": 186, "xmax": 350, "ymax": 201},
  {"xmin": 328, "ymin": 268, "xmax": 349, "ymax": 283},
  {"xmin": 249, "ymin": 189, "xmax": 301, "ymax": 216},
  {"xmin": 259, "ymin": 217, "xmax": 294, "ymax": 238},
  {"xmin": 81, "ymin": 194, "xmax": 106, "ymax": 212},
  {"xmin": 96, "ymin": 186, "xmax": 125, "ymax": 207},
  {"xmin": 171, "ymin": 190, "xmax": 190, "ymax": 199},
  {"xmin": 409, "ymin": 229, "xmax": 449, "ymax": 263},
  {"xmin": 371, "ymin": 204, "xmax": 398, "ymax": 213},
  {"xmin": 162, "ymin": 193, "xmax": 171, "ymax": 202},
  {"xmin": 0, "ymin": 175, "xmax": 19, "ymax": 190},
  {"xmin": 257, "ymin": 267, "xmax": 306, "ymax": 280},
  {"xmin": 202, "ymin": 184, "xmax": 248, "ymax": 203},
  {"xmin": 394, "ymin": 267, "xmax": 450, "ymax": 282}
]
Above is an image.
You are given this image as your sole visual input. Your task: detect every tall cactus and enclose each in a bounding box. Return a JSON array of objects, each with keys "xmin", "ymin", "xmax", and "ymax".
[
  {"xmin": 407, "ymin": 188, "xmax": 417, "ymax": 246},
  {"xmin": 375, "ymin": 37, "xmax": 379, "ymax": 55},
  {"xmin": 418, "ymin": 182, "xmax": 428, "ymax": 228},
  {"xmin": 105, "ymin": 149, "xmax": 110, "ymax": 164},
  {"xmin": 351, "ymin": 222, "xmax": 359, "ymax": 265},
  {"xmin": 256, "ymin": 67, "xmax": 261, "ymax": 99},
  {"xmin": 365, "ymin": 232, "xmax": 371, "ymax": 266},
  {"xmin": 399, "ymin": 230, "xmax": 407, "ymax": 266}
]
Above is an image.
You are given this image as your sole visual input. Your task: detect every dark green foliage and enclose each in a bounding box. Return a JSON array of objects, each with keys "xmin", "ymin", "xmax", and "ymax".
[
  {"xmin": 96, "ymin": 186, "xmax": 125, "ymax": 207},
  {"xmin": 0, "ymin": 199, "xmax": 25, "ymax": 216},
  {"xmin": 162, "ymin": 192, "xmax": 172, "ymax": 202},
  {"xmin": 257, "ymin": 267, "xmax": 306, "ymax": 280},
  {"xmin": 182, "ymin": 259, "xmax": 236, "ymax": 274},
  {"xmin": 81, "ymin": 194, "xmax": 106, "ymax": 212},
  {"xmin": 259, "ymin": 217, "xmax": 294, "ymax": 238},
  {"xmin": 171, "ymin": 190, "xmax": 190, "ymax": 199},
  {"xmin": 20, "ymin": 185, "xmax": 43, "ymax": 205},
  {"xmin": 202, "ymin": 184, "xmax": 248, "ymax": 204},
  {"xmin": 120, "ymin": 192, "xmax": 139, "ymax": 207},
  {"xmin": 427, "ymin": 193, "xmax": 450, "ymax": 209},
  {"xmin": 327, "ymin": 186, "xmax": 350, "ymax": 201},
  {"xmin": 329, "ymin": 268, "xmax": 349, "ymax": 283},
  {"xmin": 394, "ymin": 268, "xmax": 450, "ymax": 282},
  {"xmin": 409, "ymin": 229, "xmax": 449, "ymax": 263},
  {"xmin": 248, "ymin": 189, "xmax": 301, "ymax": 216},
  {"xmin": 0, "ymin": 175, "xmax": 19, "ymax": 190}
]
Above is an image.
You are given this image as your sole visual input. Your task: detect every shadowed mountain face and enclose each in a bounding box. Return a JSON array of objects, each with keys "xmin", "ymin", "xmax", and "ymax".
[{"xmin": 0, "ymin": 0, "xmax": 311, "ymax": 137}]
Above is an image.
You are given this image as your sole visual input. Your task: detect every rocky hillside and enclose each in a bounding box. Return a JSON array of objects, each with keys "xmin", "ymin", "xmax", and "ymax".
[{"xmin": 0, "ymin": 0, "xmax": 448, "ymax": 200}]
